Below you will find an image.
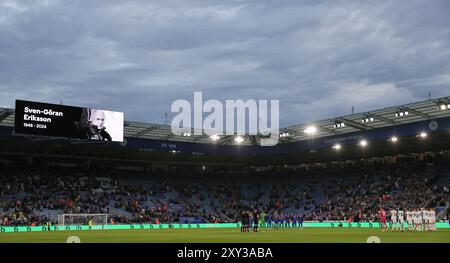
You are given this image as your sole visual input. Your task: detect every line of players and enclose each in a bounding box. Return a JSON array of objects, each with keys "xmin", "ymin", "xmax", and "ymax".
[
  {"xmin": 240, "ymin": 210, "xmax": 304, "ymax": 232},
  {"xmin": 240, "ymin": 207, "xmax": 437, "ymax": 232},
  {"xmin": 379, "ymin": 207, "xmax": 437, "ymax": 232}
]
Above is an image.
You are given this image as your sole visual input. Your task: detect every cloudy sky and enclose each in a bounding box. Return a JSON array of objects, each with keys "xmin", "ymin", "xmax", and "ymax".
[{"xmin": 1, "ymin": 0, "xmax": 450, "ymax": 127}]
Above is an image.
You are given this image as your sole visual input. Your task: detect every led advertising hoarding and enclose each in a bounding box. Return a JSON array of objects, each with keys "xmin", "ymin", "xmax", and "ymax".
[{"xmin": 14, "ymin": 100, "xmax": 124, "ymax": 142}]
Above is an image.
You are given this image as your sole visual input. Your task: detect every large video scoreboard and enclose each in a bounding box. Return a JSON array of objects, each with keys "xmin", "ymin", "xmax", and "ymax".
[{"xmin": 14, "ymin": 100, "xmax": 124, "ymax": 142}]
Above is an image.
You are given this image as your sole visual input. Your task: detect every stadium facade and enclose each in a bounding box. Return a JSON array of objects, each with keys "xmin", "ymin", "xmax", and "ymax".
[{"xmin": 1, "ymin": 97, "xmax": 450, "ymax": 160}]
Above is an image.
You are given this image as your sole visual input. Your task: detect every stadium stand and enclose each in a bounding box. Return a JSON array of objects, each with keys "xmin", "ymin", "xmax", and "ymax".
[
  {"xmin": 1, "ymin": 98, "xmax": 450, "ymax": 227},
  {"xmin": 1, "ymin": 152, "xmax": 449, "ymax": 226}
]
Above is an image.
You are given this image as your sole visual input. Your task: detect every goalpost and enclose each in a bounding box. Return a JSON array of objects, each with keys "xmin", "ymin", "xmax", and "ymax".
[{"xmin": 57, "ymin": 214, "xmax": 108, "ymax": 228}]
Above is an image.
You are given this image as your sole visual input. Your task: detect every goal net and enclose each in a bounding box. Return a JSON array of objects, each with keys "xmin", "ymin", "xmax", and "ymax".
[{"xmin": 57, "ymin": 214, "xmax": 108, "ymax": 228}]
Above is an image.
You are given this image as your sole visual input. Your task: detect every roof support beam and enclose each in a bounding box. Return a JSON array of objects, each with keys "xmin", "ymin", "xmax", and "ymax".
[
  {"xmin": 249, "ymin": 135, "xmax": 258, "ymax": 146},
  {"xmin": 403, "ymin": 107, "xmax": 433, "ymax": 119},
  {"xmin": 317, "ymin": 123, "xmax": 340, "ymax": 135},
  {"xmin": 161, "ymin": 133, "xmax": 176, "ymax": 140},
  {"xmin": 193, "ymin": 134, "xmax": 209, "ymax": 142},
  {"xmin": 0, "ymin": 110, "xmax": 13, "ymax": 123},
  {"xmin": 217, "ymin": 135, "xmax": 236, "ymax": 145},
  {"xmin": 369, "ymin": 114, "xmax": 396, "ymax": 125},
  {"xmin": 134, "ymin": 125, "xmax": 161, "ymax": 137},
  {"xmin": 340, "ymin": 118, "xmax": 370, "ymax": 131}
]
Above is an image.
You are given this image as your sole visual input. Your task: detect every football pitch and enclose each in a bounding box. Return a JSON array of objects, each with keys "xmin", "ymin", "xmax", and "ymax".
[{"xmin": 1, "ymin": 228, "xmax": 450, "ymax": 243}]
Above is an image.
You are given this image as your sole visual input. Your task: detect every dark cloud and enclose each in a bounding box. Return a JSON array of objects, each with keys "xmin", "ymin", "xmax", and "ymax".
[{"xmin": 1, "ymin": 0, "xmax": 449, "ymax": 126}]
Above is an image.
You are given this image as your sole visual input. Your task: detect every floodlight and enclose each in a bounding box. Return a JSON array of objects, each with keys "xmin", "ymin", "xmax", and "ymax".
[
  {"xmin": 210, "ymin": 134, "xmax": 220, "ymax": 141},
  {"xmin": 360, "ymin": 140, "xmax": 368, "ymax": 147},
  {"xmin": 234, "ymin": 136, "xmax": 244, "ymax": 144},
  {"xmin": 304, "ymin": 126, "xmax": 317, "ymax": 134}
]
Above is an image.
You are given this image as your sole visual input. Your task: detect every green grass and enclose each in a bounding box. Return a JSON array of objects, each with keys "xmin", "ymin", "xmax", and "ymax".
[{"xmin": 1, "ymin": 228, "xmax": 449, "ymax": 243}]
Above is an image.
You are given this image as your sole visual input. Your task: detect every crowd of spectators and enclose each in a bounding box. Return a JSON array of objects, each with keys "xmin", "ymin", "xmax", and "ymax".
[
  {"xmin": 305, "ymin": 157, "xmax": 450, "ymax": 221},
  {"xmin": 1, "ymin": 153, "xmax": 449, "ymax": 226}
]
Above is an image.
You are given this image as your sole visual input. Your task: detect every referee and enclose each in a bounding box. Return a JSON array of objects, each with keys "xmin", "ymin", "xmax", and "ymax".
[{"xmin": 253, "ymin": 209, "xmax": 259, "ymax": 232}]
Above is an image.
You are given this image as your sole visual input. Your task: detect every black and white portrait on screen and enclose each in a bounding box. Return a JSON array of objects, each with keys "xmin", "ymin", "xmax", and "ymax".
[{"xmin": 79, "ymin": 108, "xmax": 124, "ymax": 142}]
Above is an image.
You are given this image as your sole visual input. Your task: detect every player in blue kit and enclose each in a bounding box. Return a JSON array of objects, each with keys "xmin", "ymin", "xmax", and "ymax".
[
  {"xmin": 298, "ymin": 214, "xmax": 304, "ymax": 228},
  {"xmin": 265, "ymin": 213, "xmax": 270, "ymax": 228},
  {"xmin": 292, "ymin": 214, "xmax": 297, "ymax": 228}
]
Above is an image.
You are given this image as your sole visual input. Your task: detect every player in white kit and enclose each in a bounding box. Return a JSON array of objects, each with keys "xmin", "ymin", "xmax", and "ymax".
[
  {"xmin": 412, "ymin": 209, "xmax": 420, "ymax": 231},
  {"xmin": 415, "ymin": 209, "xmax": 423, "ymax": 231},
  {"xmin": 406, "ymin": 210, "xmax": 413, "ymax": 231},
  {"xmin": 390, "ymin": 209, "xmax": 398, "ymax": 231},
  {"xmin": 421, "ymin": 208, "xmax": 428, "ymax": 231},
  {"xmin": 423, "ymin": 209, "xmax": 429, "ymax": 231},
  {"xmin": 397, "ymin": 209, "xmax": 405, "ymax": 231},
  {"xmin": 429, "ymin": 209, "xmax": 436, "ymax": 231},
  {"xmin": 424, "ymin": 209, "xmax": 435, "ymax": 231}
]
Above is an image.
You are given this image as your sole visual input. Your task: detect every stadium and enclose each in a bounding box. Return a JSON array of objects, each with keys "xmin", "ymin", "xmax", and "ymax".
[
  {"xmin": 1, "ymin": 97, "xmax": 449, "ymax": 243},
  {"xmin": 2, "ymin": 2, "xmax": 450, "ymax": 255}
]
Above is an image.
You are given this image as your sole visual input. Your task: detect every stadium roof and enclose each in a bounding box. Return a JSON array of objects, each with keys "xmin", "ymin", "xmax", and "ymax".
[{"xmin": 1, "ymin": 96, "xmax": 450, "ymax": 145}]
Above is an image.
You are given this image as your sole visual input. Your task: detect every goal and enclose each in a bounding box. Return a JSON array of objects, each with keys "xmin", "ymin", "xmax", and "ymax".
[{"xmin": 57, "ymin": 214, "xmax": 108, "ymax": 228}]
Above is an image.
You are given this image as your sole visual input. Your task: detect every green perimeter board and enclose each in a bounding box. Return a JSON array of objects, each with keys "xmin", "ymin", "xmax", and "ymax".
[
  {"xmin": 0, "ymin": 222, "xmax": 449, "ymax": 233},
  {"xmin": 1, "ymin": 222, "xmax": 449, "ymax": 233},
  {"xmin": 1, "ymin": 228, "xmax": 450, "ymax": 243}
]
